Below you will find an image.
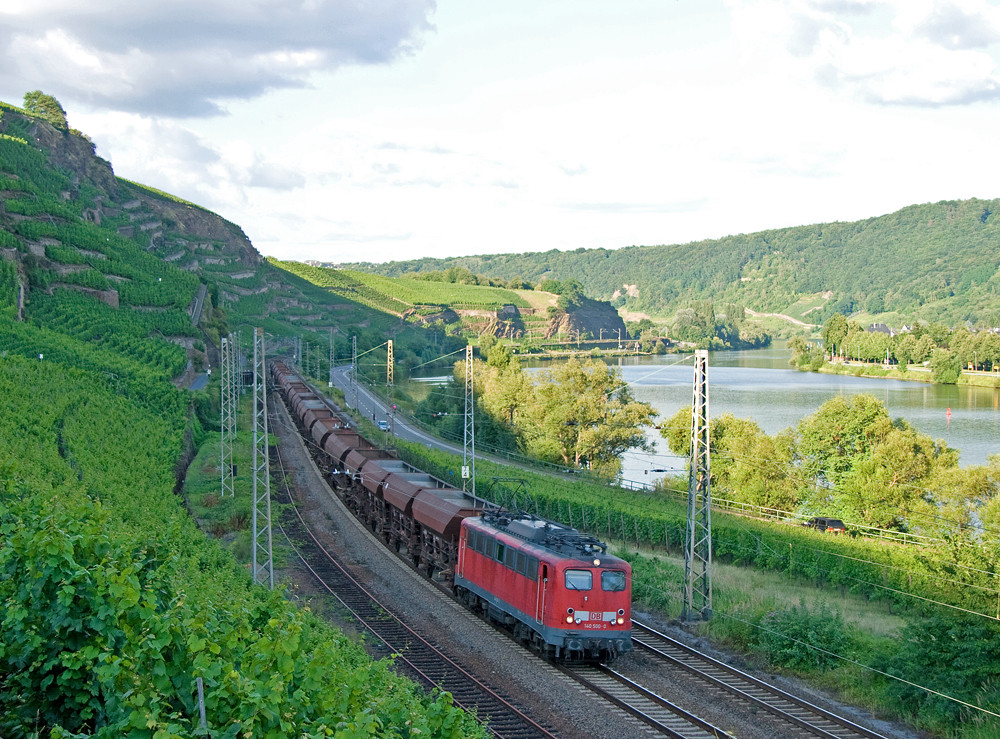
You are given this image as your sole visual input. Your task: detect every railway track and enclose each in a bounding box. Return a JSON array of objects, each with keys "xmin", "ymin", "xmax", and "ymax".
[
  {"xmin": 270, "ymin": 419, "xmax": 725, "ymax": 739},
  {"xmin": 268, "ymin": 381, "xmax": 891, "ymax": 738},
  {"xmin": 557, "ymin": 663, "xmax": 730, "ymax": 738},
  {"xmin": 268, "ymin": 413, "xmax": 559, "ymax": 739},
  {"xmin": 631, "ymin": 621, "xmax": 887, "ymax": 739}
]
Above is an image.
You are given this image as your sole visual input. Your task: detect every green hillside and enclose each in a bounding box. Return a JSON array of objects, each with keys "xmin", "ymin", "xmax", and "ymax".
[
  {"xmin": 280, "ymin": 262, "xmax": 532, "ymax": 311},
  {"xmin": 272, "ymin": 260, "xmax": 634, "ymax": 351},
  {"xmin": 344, "ymin": 198, "xmax": 1000, "ymax": 327},
  {"xmin": 0, "ymin": 98, "xmax": 482, "ymax": 736}
]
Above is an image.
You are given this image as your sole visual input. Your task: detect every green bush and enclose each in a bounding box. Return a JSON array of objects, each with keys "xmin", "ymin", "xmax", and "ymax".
[{"xmin": 754, "ymin": 599, "xmax": 851, "ymax": 671}]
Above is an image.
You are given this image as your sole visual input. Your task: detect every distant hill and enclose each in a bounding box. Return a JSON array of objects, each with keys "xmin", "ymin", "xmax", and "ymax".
[{"xmin": 340, "ymin": 198, "xmax": 1000, "ymax": 328}]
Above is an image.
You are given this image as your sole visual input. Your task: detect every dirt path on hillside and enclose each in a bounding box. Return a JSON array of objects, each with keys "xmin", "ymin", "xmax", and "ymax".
[{"xmin": 744, "ymin": 307, "xmax": 819, "ymax": 328}]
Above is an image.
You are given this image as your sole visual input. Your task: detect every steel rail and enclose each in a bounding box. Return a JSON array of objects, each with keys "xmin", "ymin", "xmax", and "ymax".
[
  {"xmin": 268, "ymin": 399, "xmax": 558, "ymax": 739},
  {"xmin": 631, "ymin": 621, "xmax": 887, "ymax": 739}
]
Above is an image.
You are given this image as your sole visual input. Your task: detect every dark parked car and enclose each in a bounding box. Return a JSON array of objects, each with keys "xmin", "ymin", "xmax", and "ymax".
[{"xmin": 804, "ymin": 517, "xmax": 847, "ymax": 534}]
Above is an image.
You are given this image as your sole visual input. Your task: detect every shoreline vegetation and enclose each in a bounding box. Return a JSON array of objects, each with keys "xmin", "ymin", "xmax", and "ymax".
[{"xmin": 814, "ymin": 358, "xmax": 1000, "ymax": 388}]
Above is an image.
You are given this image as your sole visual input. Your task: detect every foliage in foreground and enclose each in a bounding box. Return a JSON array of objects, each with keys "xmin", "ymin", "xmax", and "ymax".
[{"xmin": 0, "ymin": 355, "xmax": 484, "ymax": 738}]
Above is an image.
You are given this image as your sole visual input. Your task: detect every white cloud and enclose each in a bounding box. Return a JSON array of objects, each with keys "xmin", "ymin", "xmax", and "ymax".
[
  {"xmin": 729, "ymin": 0, "xmax": 1000, "ymax": 106},
  {"xmin": 9, "ymin": 0, "xmax": 1000, "ymax": 266},
  {"xmin": 0, "ymin": 0, "xmax": 436, "ymax": 116}
]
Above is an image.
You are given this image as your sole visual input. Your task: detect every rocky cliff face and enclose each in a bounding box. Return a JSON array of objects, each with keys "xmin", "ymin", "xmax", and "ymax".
[
  {"xmin": 1, "ymin": 108, "xmax": 261, "ymax": 268},
  {"xmin": 544, "ymin": 297, "xmax": 626, "ymax": 340},
  {"xmin": 123, "ymin": 187, "xmax": 261, "ymax": 269},
  {"xmin": 28, "ymin": 119, "xmax": 120, "ymax": 197}
]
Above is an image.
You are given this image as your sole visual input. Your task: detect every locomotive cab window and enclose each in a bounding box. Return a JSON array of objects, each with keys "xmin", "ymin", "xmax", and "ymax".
[
  {"xmin": 601, "ymin": 570, "xmax": 627, "ymax": 592},
  {"xmin": 565, "ymin": 569, "xmax": 593, "ymax": 590}
]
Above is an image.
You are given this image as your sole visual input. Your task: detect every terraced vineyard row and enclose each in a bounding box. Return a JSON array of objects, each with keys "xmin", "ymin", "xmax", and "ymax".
[{"xmin": 275, "ymin": 259, "xmax": 534, "ymax": 316}]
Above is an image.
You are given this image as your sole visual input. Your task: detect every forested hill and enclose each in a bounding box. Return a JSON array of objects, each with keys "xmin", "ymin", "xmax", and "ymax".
[{"xmin": 342, "ymin": 198, "xmax": 1000, "ymax": 326}]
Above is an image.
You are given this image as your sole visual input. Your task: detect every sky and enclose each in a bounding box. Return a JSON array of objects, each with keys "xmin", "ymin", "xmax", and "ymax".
[{"xmin": 2, "ymin": 0, "xmax": 1000, "ymax": 265}]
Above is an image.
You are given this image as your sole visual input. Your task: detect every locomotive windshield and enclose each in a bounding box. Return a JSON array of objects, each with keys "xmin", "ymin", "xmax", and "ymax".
[
  {"xmin": 565, "ymin": 569, "xmax": 593, "ymax": 590},
  {"xmin": 601, "ymin": 571, "xmax": 627, "ymax": 592}
]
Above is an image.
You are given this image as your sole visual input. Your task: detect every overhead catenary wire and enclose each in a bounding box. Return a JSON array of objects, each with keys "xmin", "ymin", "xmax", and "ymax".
[
  {"xmin": 306, "ymin": 363, "xmax": 1000, "ymax": 721},
  {"xmin": 327, "ymin": 359, "xmax": 1000, "ymax": 614}
]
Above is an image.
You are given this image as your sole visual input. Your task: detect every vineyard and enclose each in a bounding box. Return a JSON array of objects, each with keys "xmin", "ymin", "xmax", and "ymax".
[
  {"xmin": 0, "ymin": 103, "xmax": 485, "ymax": 736},
  {"xmin": 0, "ymin": 355, "xmax": 481, "ymax": 738},
  {"xmin": 28, "ymin": 291, "xmax": 192, "ymax": 377},
  {"xmin": 275, "ymin": 259, "xmax": 533, "ymax": 315}
]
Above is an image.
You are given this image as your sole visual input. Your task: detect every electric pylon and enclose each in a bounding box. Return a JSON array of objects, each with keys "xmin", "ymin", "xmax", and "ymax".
[
  {"xmin": 462, "ymin": 345, "xmax": 476, "ymax": 496},
  {"xmin": 251, "ymin": 328, "xmax": 273, "ymax": 589},
  {"xmin": 328, "ymin": 327, "xmax": 334, "ymax": 388},
  {"xmin": 220, "ymin": 335, "xmax": 235, "ymax": 498},
  {"xmin": 352, "ymin": 335, "xmax": 358, "ymax": 410},
  {"xmin": 683, "ymin": 349, "xmax": 712, "ymax": 621},
  {"xmin": 387, "ymin": 339, "xmax": 394, "ymax": 436}
]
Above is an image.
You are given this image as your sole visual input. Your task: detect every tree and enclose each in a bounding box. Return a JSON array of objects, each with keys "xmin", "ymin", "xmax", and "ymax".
[
  {"xmin": 926, "ymin": 322, "xmax": 952, "ymax": 347},
  {"xmin": 660, "ymin": 408, "xmax": 798, "ymax": 511},
  {"xmin": 930, "ymin": 348, "xmax": 961, "ymax": 384},
  {"xmin": 476, "ymin": 345, "xmax": 531, "ymax": 428},
  {"xmin": 821, "ymin": 314, "xmax": 849, "ymax": 356},
  {"xmin": 525, "ymin": 358, "xmax": 655, "ymax": 477},
  {"xmin": 835, "ymin": 425, "xmax": 940, "ymax": 528},
  {"xmin": 23, "ymin": 90, "xmax": 68, "ymax": 130},
  {"xmin": 796, "ymin": 394, "xmax": 893, "ymax": 487}
]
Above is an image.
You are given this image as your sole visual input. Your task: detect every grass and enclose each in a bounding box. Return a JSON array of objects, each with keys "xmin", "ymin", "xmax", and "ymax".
[
  {"xmin": 780, "ymin": 294, "xmax": 828, "ymax": 323},
  {"xmin": 621, "ymin": 544, "xmax": 906, "ymax": 640},
  {"xmin": 513, "ymin": 288, "xmax": 557, "ymax": 312}
]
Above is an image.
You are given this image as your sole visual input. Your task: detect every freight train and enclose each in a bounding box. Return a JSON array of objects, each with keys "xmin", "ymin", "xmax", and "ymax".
[{"xmin": 271, "ymin": 361, "xmax": 633, "ymax": 662}]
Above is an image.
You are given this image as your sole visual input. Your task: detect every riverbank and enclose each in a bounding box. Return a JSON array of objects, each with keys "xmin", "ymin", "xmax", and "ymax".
[{"xmin": 818, "ymin": 359, "xmax": 1000, "ymax": 388}]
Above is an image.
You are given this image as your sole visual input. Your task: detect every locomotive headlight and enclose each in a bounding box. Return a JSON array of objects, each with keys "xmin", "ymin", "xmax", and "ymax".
[
  {"xmin": 593, "ymin": 559, "xmax": 601, "ymax": 566},
  {"xmin": 567, "ymin": 607, "xmax": 575, "ymax": 614},
  {"xmin": 617, "ymin": 617, "xmax": 625, "ymax": 625},
  {"xmin": 566, "ymin": 616, "xmax": 574, "ymax": 624},
  {"xmin": 617, "ymin": 609, "xmax": 625, "ymax": 615}
]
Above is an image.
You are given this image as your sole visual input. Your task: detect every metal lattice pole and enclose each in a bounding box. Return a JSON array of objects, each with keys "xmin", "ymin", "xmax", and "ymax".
[
  {"xmin": 683, "ymin": 349, "xmax": 712, "ymax": 621},
  {"xmin": 329, "ymin": 327, "xmax": 334, "ymax": 388},
  {"xmin": 220, "ymin": 336, "xmax": 235, "ymax": 498},
  {"xmin": 462, "ymin": 345, "xmax": 476, "ymax": 495},
  {"xmin": 352, "ymin": 335, "xmax": 358, "ymax": 410},
  {"xmin": 251, "ymin": 328, "xmax": 273, "ymax": 589},
  {"xmin": 235, "ymin": 330, "xmax": 243, "ymax": 385},
  {"xmin": 386, "ymin": 339, "xmax": 394, "ymax": 436},
  {"xmin": 227, "ymin": 331, "xmax": 238, "ymax": 446}
]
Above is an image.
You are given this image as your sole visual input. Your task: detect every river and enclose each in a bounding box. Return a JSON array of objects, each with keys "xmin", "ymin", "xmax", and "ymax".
[
  {"xmin": 413, "ymin": 345, "xmax": 1000, "ymax": 488},
  {"xmin": 524, "ymin": 343, "xmax": 1000, "ymax": 487}
]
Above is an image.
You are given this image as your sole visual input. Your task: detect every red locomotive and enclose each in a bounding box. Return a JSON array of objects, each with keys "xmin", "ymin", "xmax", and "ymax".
[
  {"xmin": 271, "ymin": 361, "xmax": 633, "ymax": 662},
  {"xmin": 456, "ymin": 512, "xmax": 632, "ymax": 661}
]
